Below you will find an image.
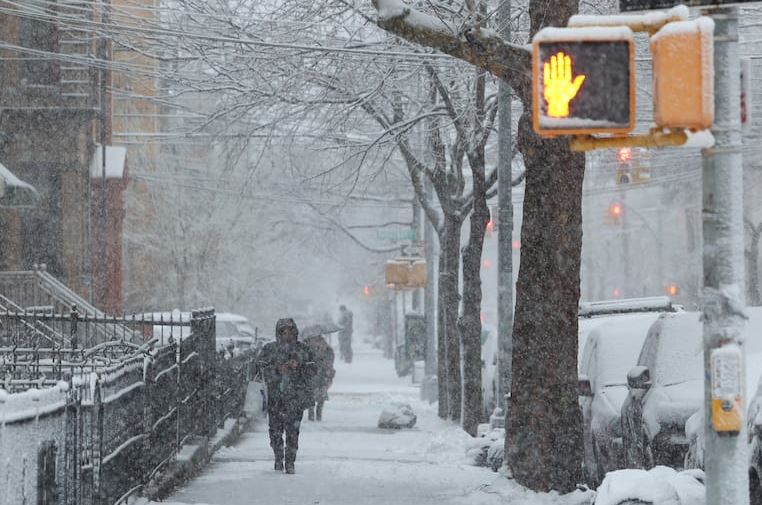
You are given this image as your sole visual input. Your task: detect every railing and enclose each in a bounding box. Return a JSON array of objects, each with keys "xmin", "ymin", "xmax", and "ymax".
[{"xmin": 0, "ymin": 308, "xmax": 257, "ymax": 505}]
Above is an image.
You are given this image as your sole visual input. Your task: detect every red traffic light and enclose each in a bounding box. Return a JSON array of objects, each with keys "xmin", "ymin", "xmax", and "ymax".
[
  {"xmin": 666, "ymin": 282, "xmax": 679, "ymax": 297},
  {"xmin": 609, "ymin": 202, "xmax": 623, "ymax": 217},
  {"xmin": 617, "ymin": 147, "xmax": 632, "ymax": 163},
  {"xmin": 363, "ymin": 285, "xmax": 371, "ymax": 296}
]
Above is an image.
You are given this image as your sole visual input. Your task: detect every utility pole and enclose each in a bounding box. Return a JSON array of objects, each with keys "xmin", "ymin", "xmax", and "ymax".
[
  {"xmin": 492, "ymin": 0, "xmax": 513, "ymax": 429},
  {"xmin": 421, "ymin": 177, "xmax": 438, "ymax": 402},
  {"xmin": 412, "ymin": 197, "xmax": 422, "ymax": 312},
  {"xmin": 702, "ymin": 8, "xmax": 748, "ymax": 505}
]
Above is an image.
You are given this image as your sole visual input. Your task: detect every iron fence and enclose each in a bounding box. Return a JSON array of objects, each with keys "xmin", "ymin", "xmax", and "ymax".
[{"xmin": 0, "ymin": 308, "xmax": 257, "ymax": 505}]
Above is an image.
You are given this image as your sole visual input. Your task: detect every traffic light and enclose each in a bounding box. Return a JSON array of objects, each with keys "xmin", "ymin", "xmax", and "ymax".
[
  {"xmin": 651, "ymin": 18, "xmax": 714, "ymax": 130},
  {"xmin": 666, "ymin": 282, "xmax": 679, "ymax": 297},
  {"xmin": 532, "ymin": 27, "xmax": 635, "ymax": 137},
  {"xmin": 605, "ymin": 201, "xmax": 623, "ymax": 224},
  {"xmin": 363, "ymin": 284, "xmax": 371, "ymax": 297}
]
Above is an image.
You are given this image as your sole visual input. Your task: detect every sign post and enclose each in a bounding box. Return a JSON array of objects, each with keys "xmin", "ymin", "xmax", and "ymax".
[{"xmin": 700, "ymin": 7, "xmax": 748, "ymax": 505}]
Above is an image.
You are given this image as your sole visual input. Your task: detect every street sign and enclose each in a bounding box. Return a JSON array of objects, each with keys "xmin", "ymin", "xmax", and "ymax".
[
  {"xmin": 621, "ymin": 0, "xmax": 758, "ymax": 12},
  {"xmin": 532, "ymin": 27, "xmax": 635, "ymax": 137}
]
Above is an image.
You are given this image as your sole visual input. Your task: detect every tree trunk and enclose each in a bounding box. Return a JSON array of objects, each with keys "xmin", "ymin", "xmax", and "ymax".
[
  {"xmin": 505, "ymin": 111, "xmax": 584, "ymax": 492},
  {"xmin": 441, "ymin": 216, "xmax": 463, "ymax": 422},
  {"xmin": 437, "ymin": 249, "xmax": 449, "ymax": 419},
  {"xmin": 459, "ymin": 195, "xmax": 489, "ymax": 436}
]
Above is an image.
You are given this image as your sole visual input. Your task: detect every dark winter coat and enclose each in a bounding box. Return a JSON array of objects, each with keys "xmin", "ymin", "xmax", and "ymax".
[
  {"xmin": 304, "ymin": 335, "xmax": 335, "ymax": 400},
  {"xmin": 259, "ymin": 339, "xmax": 317, "ymax": 413},
  {"xmin": 338, "ymin": 309, "xmax": 353, "ymax": 340}
]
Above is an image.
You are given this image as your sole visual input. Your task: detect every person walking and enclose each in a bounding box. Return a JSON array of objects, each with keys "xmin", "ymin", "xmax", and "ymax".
[
  {"xmin": 337, "ymin": 305, "xmax": 354, "ymax": 363},
  {"xmin": 258, "ymin": 318, "xmax": 316, "ymax": 474},
  {"xmin": 302, "ymin": 325, "xmax": 336, "ymax": 422}
]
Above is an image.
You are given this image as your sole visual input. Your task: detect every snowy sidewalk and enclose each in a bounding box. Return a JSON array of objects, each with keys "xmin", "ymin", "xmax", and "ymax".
[{"xmin": 140, "ymin": 343, "xmax": 589, "ymax": 505}]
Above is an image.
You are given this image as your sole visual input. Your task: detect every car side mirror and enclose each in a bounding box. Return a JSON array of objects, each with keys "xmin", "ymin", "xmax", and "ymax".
[
  {"xmin": 578, "ymin": 376, "xmax": 593, "ymax": 397},
  {"xmin": 627, "ymin": 366, "xmax": 651, "ymax": 390}
]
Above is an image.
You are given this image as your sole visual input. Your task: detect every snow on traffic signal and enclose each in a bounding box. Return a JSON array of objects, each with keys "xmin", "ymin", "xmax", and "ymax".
[{"xmin": 532, "ymin": 27, "xmax": 635, "ymax": 137}]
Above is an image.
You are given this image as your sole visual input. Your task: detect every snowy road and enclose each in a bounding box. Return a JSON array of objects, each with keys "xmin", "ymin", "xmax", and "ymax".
[{"xmin": 139, "ymin": 343, "xmax": 533, "ymax": 505}]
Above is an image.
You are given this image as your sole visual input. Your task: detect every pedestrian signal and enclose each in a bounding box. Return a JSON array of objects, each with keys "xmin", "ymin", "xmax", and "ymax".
[
  {"xmin": 651, "ymin": 18, "xmax": 714, "ymax": 131},
  {"xmin": 532, "ymin": 27, "xmax": 635, "ymax": 137}
]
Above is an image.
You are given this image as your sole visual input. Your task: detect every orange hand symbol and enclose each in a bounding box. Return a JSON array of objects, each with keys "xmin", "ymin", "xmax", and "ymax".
[{"xmin": 543, "ymin": 51, "xmax": 586, "ymax": 118}]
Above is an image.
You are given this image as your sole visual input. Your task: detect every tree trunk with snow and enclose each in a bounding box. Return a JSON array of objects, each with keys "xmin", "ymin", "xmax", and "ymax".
[
  {"xmin": 437, "ymin": 250, "xmax": 449, "ymax": 418},
  {"xmin": 441, "ymin": 217, "xmax": 463, "ymax": 422},
  {"xmin": 458, "ymin": 181, "xmax": 489, "ymax": 436},
  {"xmin": 458, "ymin": 68, "xmax": 489, "ymax": 437},
  {"xmin": 505, "ymin": 112, "xmax": 584, "ymax": 491},
  {"xmin": 372, "ymin": 0, "xmax": 585, "ymax": 491}
]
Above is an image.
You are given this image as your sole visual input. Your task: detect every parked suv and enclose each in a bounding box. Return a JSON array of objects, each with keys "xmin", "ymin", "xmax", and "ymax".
[
  {"xmin": 621, "ymin": 311, "xmax": 704, "ymax": 469},
  {"xmin": 579, "ymin": 311, "xmax": 662, "ymax": 486}
]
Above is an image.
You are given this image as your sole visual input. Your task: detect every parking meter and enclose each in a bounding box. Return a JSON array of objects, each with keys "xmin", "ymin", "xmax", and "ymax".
[{"xmin": 710, "ymin": 345, "xmax": 743, "ymax": 434}]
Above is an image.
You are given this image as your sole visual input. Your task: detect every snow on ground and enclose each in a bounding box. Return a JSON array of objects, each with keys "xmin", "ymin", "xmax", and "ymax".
[{"xmin": 137, "ymin": 341, "xmax": 594, "ymax": 505}]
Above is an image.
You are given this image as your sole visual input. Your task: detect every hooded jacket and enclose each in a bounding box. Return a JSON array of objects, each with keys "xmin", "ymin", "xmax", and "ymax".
[{"xmin": 259, "ymin": 319, "xmax": 317, "ymax": 412}]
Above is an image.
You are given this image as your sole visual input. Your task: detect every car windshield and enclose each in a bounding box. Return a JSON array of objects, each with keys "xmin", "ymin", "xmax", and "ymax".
[
  {"xmin": 216, "ymin": 321, "xmax": 239, "ymax": 339},
  {"xmin": 655, "ymin": 320, "xmax": 703, "ymax": 386},
  {"xmin": 234, "ymin": 322, "xmax": 256, "ymax": 337}
]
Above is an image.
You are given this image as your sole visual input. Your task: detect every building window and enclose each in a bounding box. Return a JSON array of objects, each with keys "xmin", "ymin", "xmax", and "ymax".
[
  {"xmin": 19, "ymin": 15, "xmax": 59, "ymax": 85},
  {"xmin": 37, "ymin": 441, "xmax": 58, "ymax": 505}
]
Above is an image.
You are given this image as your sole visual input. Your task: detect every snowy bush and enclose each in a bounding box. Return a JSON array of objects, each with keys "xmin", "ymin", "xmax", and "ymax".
[{"xmin": 465, "ymin": 427, "xmax": 505, "ymax": 470}]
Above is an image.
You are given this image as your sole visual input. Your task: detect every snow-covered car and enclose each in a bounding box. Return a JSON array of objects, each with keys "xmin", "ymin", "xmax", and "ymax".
[
  {"xmin": 579, "ymin": 312, "xmax": 661, "ymax": 486},
  {"xmin": 215, "ymin": 312, "xmax": 262, "ymax": 354},
  {"xmin": 621, "ymin": 311, "xmax": 704, "ymax": 469}
]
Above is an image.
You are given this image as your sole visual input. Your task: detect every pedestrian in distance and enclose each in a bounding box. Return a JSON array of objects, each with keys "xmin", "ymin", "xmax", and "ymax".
[
  {"xmin": 258, "ymin": 318, "xmax": 316, "ymax": 474},
  {"xmin": 301, "ymin": 325, "xmax": 336, "ymax": 421},
  {"xmin": 337, "ymin": 305, "xmax": 354, "ymax": 363}
]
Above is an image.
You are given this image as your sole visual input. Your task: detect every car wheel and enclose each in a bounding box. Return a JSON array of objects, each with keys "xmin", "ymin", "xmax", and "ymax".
[{"xmin": 751, "ymin": 470, "xmax": 762, "ymax": 505}]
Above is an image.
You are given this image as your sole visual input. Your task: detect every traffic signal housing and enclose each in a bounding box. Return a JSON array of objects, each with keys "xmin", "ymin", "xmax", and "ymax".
[
  {"xmin": 651, "ymin": 18, "xmax": 714, "ymax": 130},
  {"xmin": 533, "ymin": 26, "xmax": 635, "ymax": 137}
]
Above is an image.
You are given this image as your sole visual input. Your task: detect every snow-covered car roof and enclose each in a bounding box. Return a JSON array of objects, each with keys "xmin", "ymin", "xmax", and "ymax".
[{"xmin": 216, "ymin": 312, "xmax": 249, "ymax": 323}]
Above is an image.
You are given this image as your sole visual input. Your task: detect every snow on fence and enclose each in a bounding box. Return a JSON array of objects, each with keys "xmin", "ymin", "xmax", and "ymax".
[{"xmin": 0, "ymin": 308, "xmax": 256, "ymax": 505}]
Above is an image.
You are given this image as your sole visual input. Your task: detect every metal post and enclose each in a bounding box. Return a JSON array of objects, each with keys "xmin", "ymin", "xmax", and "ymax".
[
  {"xmin": 702, "ymin": 8, "xmax": 748, "ymax": 505},
  {"xmin": 412, "ymin": 197, "xmax": 422, "ymax": 312},
  {"xmin": 621, "ymin": 188, "xmax": 631, "ymax": 297},
  {"xmin": 492, "ymin": 0, "xmax": 513, "ymax": 430},
  {"xmin": 421, "ymin": 177, "xmax": 438, "ymax": 401}
]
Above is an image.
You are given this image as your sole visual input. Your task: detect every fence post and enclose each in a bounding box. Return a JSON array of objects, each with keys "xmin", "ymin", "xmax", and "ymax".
[
  {"xmin": 142, "ymin": 354, "xmax": 153, "ymax": 483},
  {"xmin": 191, "ymin": 309, "xmax": 217, "ymax": 438},
  {"xmin": 92, "ymin": 378, "xmax": 103, "ymax": 505}
]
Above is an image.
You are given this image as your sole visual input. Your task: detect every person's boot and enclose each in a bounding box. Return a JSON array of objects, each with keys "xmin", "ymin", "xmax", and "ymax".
[
  {"xmin": 285, "ymin": 461, "xmax": 295, "ymax": 474},
  {"xmin": 308, "ymin": 407, "xmax": 315, "ymax": 421},
  {"xmin": 316, "ymin": 402, "xmax": 323, "ymax": 422}
]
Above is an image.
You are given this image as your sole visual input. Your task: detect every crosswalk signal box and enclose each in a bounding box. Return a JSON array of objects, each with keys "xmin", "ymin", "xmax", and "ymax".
[{"xmin": 533, "ymin": 27, "xmax": 635, "ymax": 137}]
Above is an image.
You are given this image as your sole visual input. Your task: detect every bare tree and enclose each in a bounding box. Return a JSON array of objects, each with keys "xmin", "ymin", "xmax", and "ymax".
[{"xmin": 371, "ymin": 0, "xmax": 584, "ymax": 491}]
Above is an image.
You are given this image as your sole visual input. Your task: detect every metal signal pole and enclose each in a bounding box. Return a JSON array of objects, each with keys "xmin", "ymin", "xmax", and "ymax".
[
  {"xmin": 702, "ymin": 7, "xmax": 748, "ymax": 505},
  {"xmin": 492, "ymin": 0, "xmax": 513, "ymax": 429}
]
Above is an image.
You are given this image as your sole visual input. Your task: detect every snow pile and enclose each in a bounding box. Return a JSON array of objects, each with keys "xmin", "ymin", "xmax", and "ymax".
[
  {"xmin": 465, "ymin": 427, "xmax": 505, "ymax": 469},
  {"xmin": 595, "ymin": 467, "xmax": 704, "ymax": 505},
  {"xmin": 378, "ymin": 402, "xmax": 417, "ymax": 429}
]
